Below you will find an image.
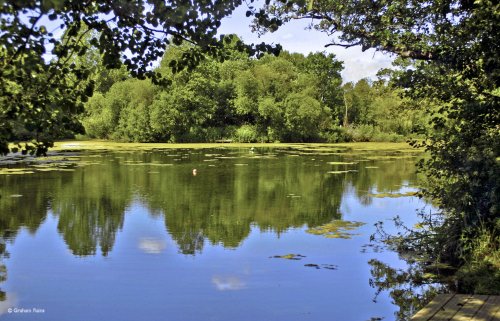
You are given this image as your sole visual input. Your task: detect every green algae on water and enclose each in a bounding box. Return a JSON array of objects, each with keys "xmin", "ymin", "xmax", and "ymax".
[
  {"xmin": 270, "ymin": 254, "xmax": 306, "ymax": 260},
  {"xmin": 0, "ymin": 168, "xmax": 35, "ymax": 175},
  {"xmin": 306, "ymin": 220, "xmax": 366, "ymax": 239},
  {"xmin": 327, "ymin": 161, "xmax": 356, "ymax": 165},
  {"xmin": 368, "ymin": 191, "xmax": 418, "ymax": 198}
]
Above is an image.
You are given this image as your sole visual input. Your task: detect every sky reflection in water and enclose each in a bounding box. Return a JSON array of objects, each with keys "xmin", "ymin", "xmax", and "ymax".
[{"xmin": 0, "ymin": 147, "xmax": 428, "ymax": 321}]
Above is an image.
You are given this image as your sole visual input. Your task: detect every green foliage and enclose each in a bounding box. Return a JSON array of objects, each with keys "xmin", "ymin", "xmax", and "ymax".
[
  {"xmin": 256, "ymin": 0, "xmax": 500, "ymax": 297},
  {"xmin": 283, "ymin": 92, "xmax": 324, "ymax": 142},
  {"xmin": 344, "ymin": 125, "xmax": 405, "ymax": 143},
  {"xmin": 81, "ymin": 44, "xmax": 353, "ymax": 143},
  {"xmin": 79, "ymin": 40, "xmax": 422, "ymax": 145},
  {"xmin": 81, "ymin": 93, "xmax": 112, "ymax": 139},
  {"xmin": 234, "ymin": 125, "xmax": 259, "ymax": 143},
  {"xmin": 455, "ymin": 228, "xmax": 500, "ymax": 294},
  {"xmin": 0, "ymin": 0, "xmax": 281, "ymax": 155}
]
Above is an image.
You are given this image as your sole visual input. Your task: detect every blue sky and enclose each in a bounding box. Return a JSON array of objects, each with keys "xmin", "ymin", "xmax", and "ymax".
[
  {"xmin": 40, "ymin": 3, "xmax": 394, "ymax": 83},
  {"xmin": 219, "ymin": 4, "xmax": 395, "ymax": 83}
]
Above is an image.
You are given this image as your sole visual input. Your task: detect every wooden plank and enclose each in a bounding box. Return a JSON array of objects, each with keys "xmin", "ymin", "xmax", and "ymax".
[
  {"xmin": 411, "ymin": 294, "xmax": 454, "ymax": 321},
  {"xmin": 432, "ymin": 294, "xmax": 472, "ymax": 321},
  {"xmin": 472, "ymin": 296, "xmax": 500, "ymax": 321},
  {"xmin": 451, "ymin": 295, "xmax": 489, "ymax": 321}
]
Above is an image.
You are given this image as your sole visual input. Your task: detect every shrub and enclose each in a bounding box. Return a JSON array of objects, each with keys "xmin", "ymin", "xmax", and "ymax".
[
  {"xmin": 347, "ymin": 124, "xmax": 376, "ymax": 142},
  {"xmin": 233, "ymin": 125, "xmax": 258, "ymax": 142},
  {"xmin": 323, "ymin": 125, "xmax": 349, "ymax": 143}
]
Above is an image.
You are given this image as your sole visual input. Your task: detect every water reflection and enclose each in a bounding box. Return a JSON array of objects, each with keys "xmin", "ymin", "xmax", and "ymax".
[
  {"xmin": 0, "ymin": 148, "xmax": 419, "ymax": 256},
  {"xmin": 368, "ymin": 259, "xmax": 446, "ymax": 320},
  {"xmin": 212, "ymin": 276, "xmax": 247, "ymax": 291},
  {"xmin": 0, "ymin": 147, "xmax": 425, "ymax": 320},
  {"xmin": 138, "ymin": 238, "xmax": 167, "ymax": 254}
]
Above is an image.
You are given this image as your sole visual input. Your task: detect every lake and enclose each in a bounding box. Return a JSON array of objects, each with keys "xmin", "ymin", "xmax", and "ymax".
[{"xmin": 0, "ymin": 143, "xmax": 429, "ymax": 321}]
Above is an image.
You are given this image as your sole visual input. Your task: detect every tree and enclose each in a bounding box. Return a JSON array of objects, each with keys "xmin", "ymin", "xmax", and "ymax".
[
  {"xmin": 256, "ymin": 0, "xmax": 499, "ymax": 289},
  {"xmin": 0, "ymin": 0, "xmax": 280, "ymax": 155},
  {"xmin": 283, "ymin": 91, "xmax": 324, "ymax": 141},
  {"xmin": 300, "ymin": 52, "xmax": 343, "ymax": 121}
]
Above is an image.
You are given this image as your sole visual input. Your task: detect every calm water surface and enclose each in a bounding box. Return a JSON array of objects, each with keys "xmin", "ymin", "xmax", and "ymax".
[{"xmin": 0, "ymin": 146, "xmax": 427, "ymax": 321}]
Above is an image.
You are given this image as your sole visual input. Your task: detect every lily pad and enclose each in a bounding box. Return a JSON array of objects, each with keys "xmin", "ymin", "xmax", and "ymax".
[{"xmin": 306, "ymin": 220, "xmax": 366, "ymax": 239}]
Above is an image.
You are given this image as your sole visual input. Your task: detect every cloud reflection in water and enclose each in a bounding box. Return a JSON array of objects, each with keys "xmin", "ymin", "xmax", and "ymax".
[
  {"xmin": 212, "ymin": 276, "xmax": 246, "ymax": 291},
  {"xmin": 138, "ymin": 238, "xmax": 166, "ymax": 254}
]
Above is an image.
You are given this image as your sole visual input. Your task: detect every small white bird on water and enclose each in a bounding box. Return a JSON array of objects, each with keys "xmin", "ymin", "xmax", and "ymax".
[{"xmin": 192, "ymin": 168, "xmax": 197, "ymax": 176}]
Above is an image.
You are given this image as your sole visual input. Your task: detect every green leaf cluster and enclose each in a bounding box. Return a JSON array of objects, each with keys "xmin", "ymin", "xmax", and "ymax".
[
  {"xmin": 258, "ymin": 0, "xmax": 500, "ymax": 294},
  {"xmin": 0, "ymin": 0, "xmax": 280, "ymax": 155},
  {"xmin": 82, "ymin": 42, "xmax": 346, "ymax": 143}
]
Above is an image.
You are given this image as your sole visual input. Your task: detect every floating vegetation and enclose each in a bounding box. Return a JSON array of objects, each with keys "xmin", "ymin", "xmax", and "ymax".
[
  {"xmin": 39, "ymin": 141, "xmax": 421, "ymax": 155},
  {"xmin": 304, "ymin": 263, "xmax": 338, "ymax": 270},
  {"xmin": 327, "ymin": 161, "xmax": 356, "ymax": 165},
  {"xmin": 251, "ymin": 154, "xmax": 278, "ymax": 159},
  {"xmin": 0, "ymin": 168, "xmax": 35, "ymax": 175},
  {"xmin": 306, "ymin": 220, "xmax": 366, "ymax": 239},
  {"xmin": 304, "ymin": 263, "xmax": 320, "ymax": 269},
  {"xmin": 270, "ymin": 254, "xmax": 306, "ymax": 260},
  {"xmin": 327, "ymin": 170, "xmax": 358, "ymax": 174},
  {"xmin": 364, "ymin": 155, "xmax": 417, "ymax": 160},
  {"xmin": 32, "ymin": 168, "xmax": 61, "ymax": 172},
  {"xmin": 52, "ymin": 168, "xmax": 75, "ymax": 172},
  {"xmin": 286, "ymin": 194, "xmax": 302, "ymax": 198},
  {"xmin": 368, "ymin": 191, "xmax": 418, "ymax": 198},
  {"xmin": 122, "ymin": 163, "xmax": 173, "ymax": 166}
]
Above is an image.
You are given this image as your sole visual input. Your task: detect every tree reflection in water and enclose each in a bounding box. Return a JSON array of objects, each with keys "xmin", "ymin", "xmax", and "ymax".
[
  {"xmin": 0, "ymin": 147, "xmax": 425, "ymax": 313},
  {"xmin": 368, "ymin": 211, "xmax": 459, "ymax": 321},
  {"xmin": 368, "ymin": 258, "xmax": 448, "ymax": 321}
]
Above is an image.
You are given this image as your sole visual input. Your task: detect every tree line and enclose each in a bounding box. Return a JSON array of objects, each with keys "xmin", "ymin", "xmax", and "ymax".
[
  {"xmin": 1, "ymin": 0, "xmax": 498, "ymax": 296},
  {"xmin": 79, "ymin": 40, "xmax": 427, "ymax": 143}
]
